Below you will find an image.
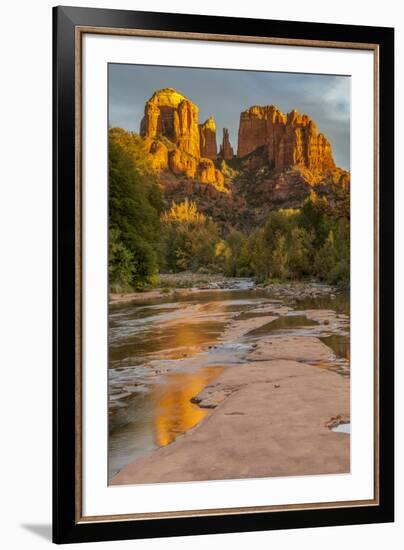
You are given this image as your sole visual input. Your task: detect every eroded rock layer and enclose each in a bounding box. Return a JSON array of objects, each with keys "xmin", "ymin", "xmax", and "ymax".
[
  {"xmin": 139, "ymin": 89, "xmax": 347, "ymax": 204},
  {"xmin": 140, "ymin": 88, "xmax": 200, "ymax": 158},
  {"xmin": 237, "ymin": 105, "xmax": 336, "ymax": 172},
  {"xmin": 140, "ymin": 88, "xmax": 224, "ymax": 189}
]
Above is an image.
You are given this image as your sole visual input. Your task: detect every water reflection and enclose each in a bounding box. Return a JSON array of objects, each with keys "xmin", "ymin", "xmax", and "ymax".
[
  {"xmin": 320, "ymin": 334, "xmax": 350, "ymax": 361},
  {"xmin": 108, "ymin": 294, "xmax": 256, "ymax": 478},
  {"xmin": 109, "ymin": 294, "xmax": 257, "ymax": 367},
  {"xmin": 108, "ymin": 366, "xmax": 223, "ymax": 477},
  {"xmin": 108, "ymin": 289, "xmax": 350, "ymax": 479},
  {"xmin": 153, "ymin": 367, "xmax": 223, "ymax": 447},
  {"xmin": 293, "ymin": 292, "xmax": 350, "ymax": 315},
  {"xmin": 312, "ymin": 334, "xmax": 350, "ymax": 376}
]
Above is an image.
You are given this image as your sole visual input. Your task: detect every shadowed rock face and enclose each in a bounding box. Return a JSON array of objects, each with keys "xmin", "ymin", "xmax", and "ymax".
[
  {"xmin": 140, "ymin": 88, "xmax": 224, "ymax": 189},
  {"xmin": 199, "ymin": 117, "xmax": 217, "ymax": 160},
  {"xmin": 237, "ymin": 105, "xmax": 336, "ymax": 172},
  {"xmin": 220, "ymin": 128, "xmax": 234, "ymax": 160}
]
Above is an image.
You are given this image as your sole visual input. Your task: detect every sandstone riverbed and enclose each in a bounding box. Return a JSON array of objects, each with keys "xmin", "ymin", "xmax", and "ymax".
[{"xmin": 108, "ymin": 281, "xmax": 350, "ymax": 483}]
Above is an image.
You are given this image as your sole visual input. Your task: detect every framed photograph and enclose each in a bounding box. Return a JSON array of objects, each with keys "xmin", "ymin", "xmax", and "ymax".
[{"xmin": 53, "ymin": 5, "xmax": 394, "ymax": 544}]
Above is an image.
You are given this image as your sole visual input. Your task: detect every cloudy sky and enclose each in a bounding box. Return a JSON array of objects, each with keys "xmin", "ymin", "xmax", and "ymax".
[{"xmin": 109, "ymin": 64, "xmax": 350, "ymax": 170}]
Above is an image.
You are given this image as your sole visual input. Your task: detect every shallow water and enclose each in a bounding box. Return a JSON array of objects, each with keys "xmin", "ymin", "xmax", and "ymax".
[
  {"xmin": 332, "ymin": 423, "xmax": 351, "ymax": 434},
  {"xmin": 108, "ymin": 365, "xmax": 223, "ymax": 476},
  {"xmin": 320, "ymin": 334, "xmax": 350, "ymax": 361},
  {"xmin": 292, "ymin": 292, "xmax": 350, "ymax": 315},
  {"xmin": 108, "ymin": 285, "xmax": 350, "ymax": 479}
]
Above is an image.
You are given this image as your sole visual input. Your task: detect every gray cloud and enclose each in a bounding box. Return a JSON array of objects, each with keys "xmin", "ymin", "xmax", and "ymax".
[{"xmin": 109, "ymin": 64, "xmax": 350, "ymax": 170}]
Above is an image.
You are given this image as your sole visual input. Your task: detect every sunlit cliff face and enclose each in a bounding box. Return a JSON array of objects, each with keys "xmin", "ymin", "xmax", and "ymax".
[
  {"xmin": 140, "ymin": 88, "xmax": 226, "ymax": 190},
  {"xmin": 199, "ymin": 116, "xmax": 218, "ymax": 160}
]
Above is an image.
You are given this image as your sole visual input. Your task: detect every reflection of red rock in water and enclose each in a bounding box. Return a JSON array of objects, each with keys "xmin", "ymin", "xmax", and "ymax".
[
  {"xmin": 153, "ymin": 367, "xmax": 223, "ymax": 447},
  {"xmin": 112, "ymin": 356, "xmax": 350, "ymax": 485}
]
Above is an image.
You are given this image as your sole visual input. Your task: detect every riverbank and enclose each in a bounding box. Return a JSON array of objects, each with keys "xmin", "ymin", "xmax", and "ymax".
[
  {"xmin": 109, "ymin": 273, "xmax": 250, "ymax": 304},
  {"xmin": 110, "ymin": 274, "xmax": 340, "ymax": 305},
  {"xmin": 112, "ymin": 348, "xmax": 349, "ymax": 484}
]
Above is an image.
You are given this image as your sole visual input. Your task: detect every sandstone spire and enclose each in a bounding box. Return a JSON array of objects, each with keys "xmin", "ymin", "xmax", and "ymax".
[
  {"xmin": 219, "ymin": 128, "xmax": 234, "ymax": 160},
  {"xmin": 199, "ymin": 117, "xmax": 217, "ymax": 159}
]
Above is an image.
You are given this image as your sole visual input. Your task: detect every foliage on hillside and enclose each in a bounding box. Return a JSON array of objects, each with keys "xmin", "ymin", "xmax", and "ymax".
[
  {"xmin": 160, "ymin": 199, "xmax": 222, "ymax": 273},
  {"xmin": 227, "ymin": 202, "xmax": 350, "ymax": 285},
  {"xmin": 108, "ymin": 128, "xmax": 350, "ymax": 290}
]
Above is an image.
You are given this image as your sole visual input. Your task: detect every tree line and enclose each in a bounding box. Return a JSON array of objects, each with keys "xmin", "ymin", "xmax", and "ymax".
[{"xmin": 109, "ymin": 128, "xmax": 350, "ymax": 292}]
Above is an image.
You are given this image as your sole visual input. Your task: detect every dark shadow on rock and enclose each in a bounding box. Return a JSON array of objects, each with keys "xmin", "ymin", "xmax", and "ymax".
[{"xmin": 21, "ymin": 524, "xmax": 52, "ymax": 542}]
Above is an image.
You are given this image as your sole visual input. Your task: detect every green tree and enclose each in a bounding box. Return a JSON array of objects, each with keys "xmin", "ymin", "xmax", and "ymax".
[
  {"xmin": 108, "ymin": 228, "xmax": 136, "ymax": 291},
  {"xmin": 328, "ymin": 218, "xmax": 350, "ymax": 285},
  {"xmin": 314, "ymin": 230, "xmax": 337, "ymax": 280},
  {"xmin": 288, "ymin": 227, "xmax": 315, "ymax": 279},
  {"xmin": 222, "ymin": 231, "xmax": 248, "ymax": 276},
  {"xmin": 246, "ymin": 229, "xmax": 271, "ymax": 281},
  {"xmin": 271, "ymin": 233, "xmax": 289, "ymax": 279},
  {"xmin": 108, "ymin": 129, "xmax": 163, "ymax": 290}
]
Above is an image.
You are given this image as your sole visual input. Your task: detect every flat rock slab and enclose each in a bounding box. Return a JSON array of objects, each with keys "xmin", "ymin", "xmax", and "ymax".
[
  {"xmin": 248, "ymin": 304, "xmax": 293, "ymax": 315},
  {"xmin": 221, "ymin": 315, "xmax": 278, "ymax": 341},
  {"xmin": 112, "ymin": 359, "xmax": 349, "ymax": 485},
  {"xmin": 248, "ymin": 335, "xmax": 335, "ymax": 363},
  {"xmin": 302, "ymin": 309, "xmax": 350, "ymax": 334}
]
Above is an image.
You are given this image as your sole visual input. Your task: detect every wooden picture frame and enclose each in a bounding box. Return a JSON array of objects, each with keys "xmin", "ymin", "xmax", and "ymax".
[{"xmin": 53, "ymin": 5, "xmax": 394, "ymax": 543}]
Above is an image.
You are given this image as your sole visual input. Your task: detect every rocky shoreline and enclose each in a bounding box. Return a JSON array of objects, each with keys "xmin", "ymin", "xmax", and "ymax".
[{"xmin": 110, "ymin": 275, "xmax": 342, "ymax": 305}]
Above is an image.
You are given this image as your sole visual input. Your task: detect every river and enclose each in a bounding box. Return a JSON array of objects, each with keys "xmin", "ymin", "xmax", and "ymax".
[{"xmin": 108, "ymin": 281, "xmax": 350, "ymax": 480}]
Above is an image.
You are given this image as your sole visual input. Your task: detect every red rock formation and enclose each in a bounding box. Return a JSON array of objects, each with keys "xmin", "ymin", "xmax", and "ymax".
[
  {"xmin": 140, "ymin": 88, "xmax": 200, "ymax": 158},
  {"xmin": 197, "ymin": 159, "xmax": 225, "ymax": 189},
  {"xmin": 146, "ymin": 139, "xmax": 169, "ymax": 171},
  {"xmin": 219, "ymin": 128, "xmax": 234, "ymax": 160},
  {"xmin": 199, "ymin": 117, "xmax": 217, "ymax": 159},
  {"xmin": 141, "ymin": 88, "xmax": 225, "ymax": 189},
  {"xmin": 237, "ymin": 105, "xmax": 270, "ymax": 158},
  {"xmin": 237, "ymin": 105, "xmax": 335, "ymax": 172},
  {"xmin": 168, "ymin": 148, "xmax": 198, "ymax": 178}
]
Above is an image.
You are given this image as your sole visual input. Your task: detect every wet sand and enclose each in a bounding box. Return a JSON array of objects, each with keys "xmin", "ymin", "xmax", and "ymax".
[{"xmin": 111, "ymin": 333, "xmax": 350, "ymax": 485}]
